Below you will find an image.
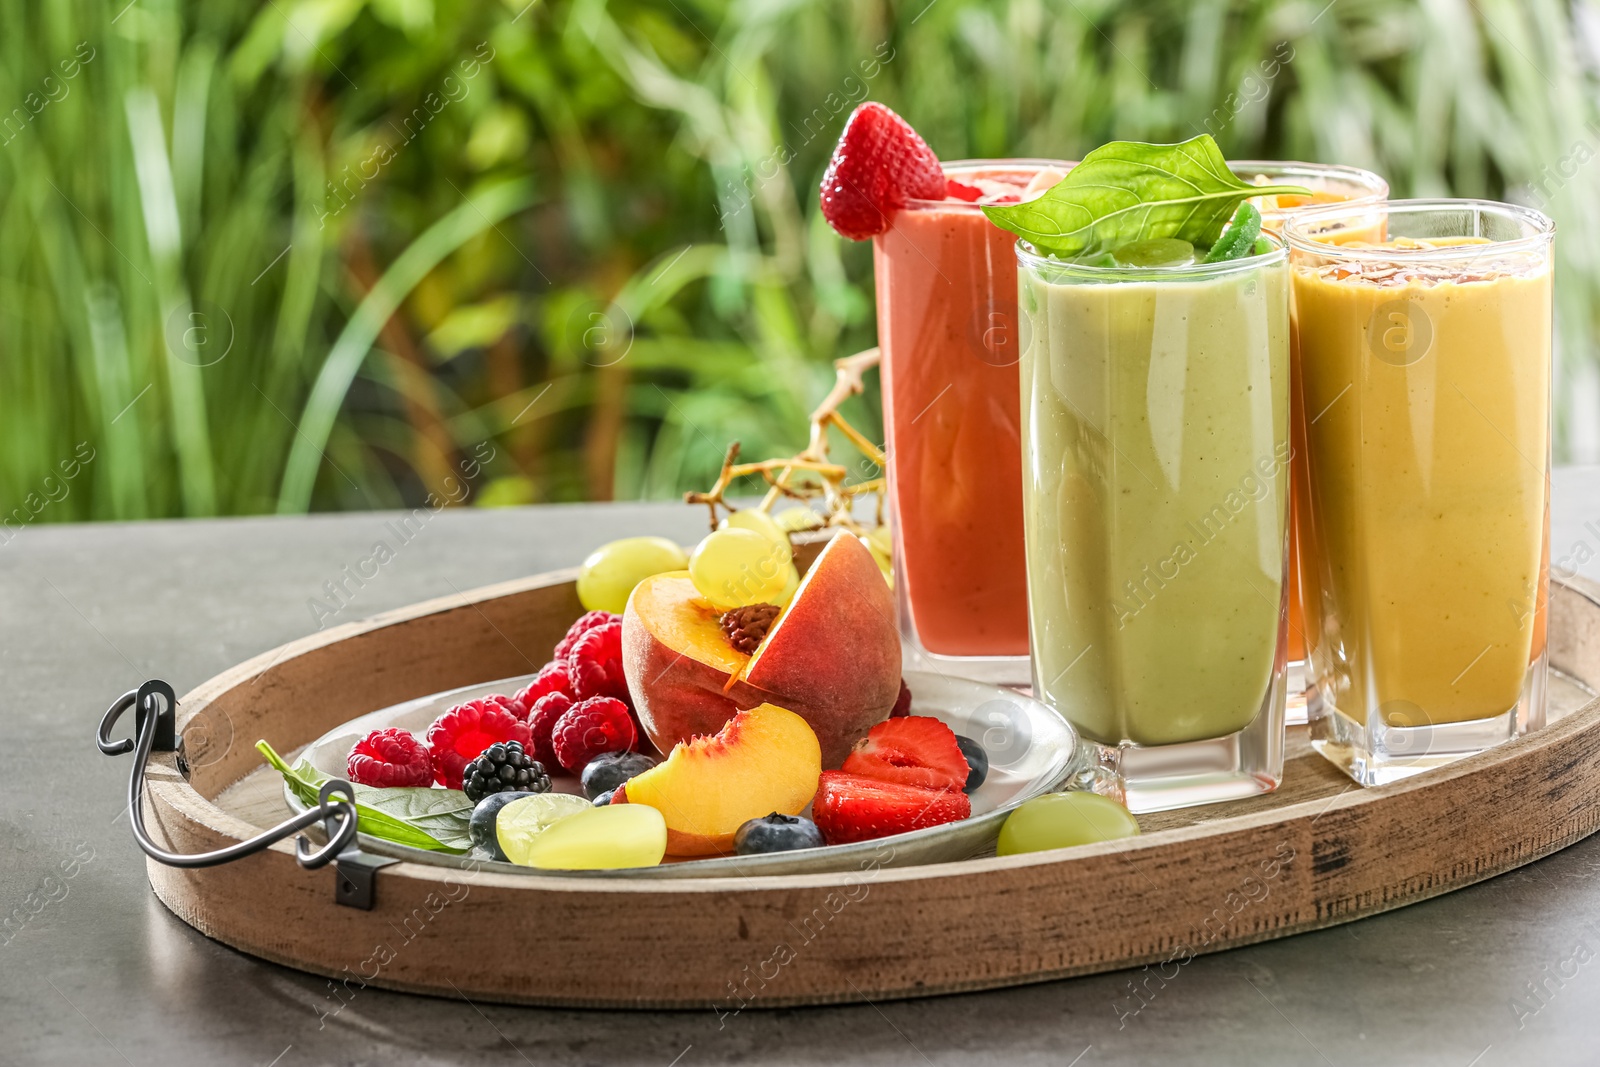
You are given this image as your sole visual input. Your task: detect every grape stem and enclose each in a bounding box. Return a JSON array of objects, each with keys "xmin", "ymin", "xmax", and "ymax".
[{"xmin": 684, "ymin": 347, "xmax": 886, "ymax": 533}]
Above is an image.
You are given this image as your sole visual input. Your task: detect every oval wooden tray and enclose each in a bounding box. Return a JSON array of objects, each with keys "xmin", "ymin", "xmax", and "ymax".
[{"xmin": 139, "ymin": 570, "xmax": 1600, "ymax": 1009}]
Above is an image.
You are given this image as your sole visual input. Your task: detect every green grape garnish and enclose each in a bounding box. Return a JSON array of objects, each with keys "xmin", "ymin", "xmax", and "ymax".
[{"xmin": 996, "ymin": 792, "xmax": 1140, "ymax": 855}]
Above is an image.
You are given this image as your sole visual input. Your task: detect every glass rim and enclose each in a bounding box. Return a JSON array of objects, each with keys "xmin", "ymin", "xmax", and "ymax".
[
  {"xmin": 1014, "ymin": 229, "xmax": 1287, "ymax": 280},
  {"xmin": 1282, "ymin": 197, "xmax": 1556, "ymax": 260},
  {"xmin": 905, "ymin": 158, "xmax": 1076, "ymax": 212},
  {"xmin": 1228, "ymin": 159, "xmax": 1389, "ymax": 204}
]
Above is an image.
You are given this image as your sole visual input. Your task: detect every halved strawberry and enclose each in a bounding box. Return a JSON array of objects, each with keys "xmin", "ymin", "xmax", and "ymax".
[
  {"xmin": 841, "ymin": 715, "xmax": 969, "ymax": 791},
  {"xmin": 811, "ymin": 771, "xmax": 970, "ymax": 845},
  {"xmin": 819, "ymin": 102, "xmax": 945, "ymax": 240}
]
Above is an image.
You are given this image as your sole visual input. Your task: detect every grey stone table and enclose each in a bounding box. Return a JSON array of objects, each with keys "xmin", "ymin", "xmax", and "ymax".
[{"xmin": 6, "ymin": 471, "xmax": 1600, "ymax": 1067}]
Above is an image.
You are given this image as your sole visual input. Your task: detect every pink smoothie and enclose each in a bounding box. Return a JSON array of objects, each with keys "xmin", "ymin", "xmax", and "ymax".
[{"xmin": 874, "ymin": 161, "xmax": 1067, "ymax": 658}]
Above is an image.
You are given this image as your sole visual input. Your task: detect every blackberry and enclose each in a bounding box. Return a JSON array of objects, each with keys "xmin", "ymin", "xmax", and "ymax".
[{"xmin": 461, "ymin": 741, "xmax": 551, "ymax": 803}]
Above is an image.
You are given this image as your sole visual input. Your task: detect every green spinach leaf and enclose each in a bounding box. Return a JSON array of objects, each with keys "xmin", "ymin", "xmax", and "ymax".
[
  {"xmin": 256, "ymin": 740, "xmax": 472, "ymax": 853},
  {"xmin": 983, "ymin": 135, "xmax": 1309, "ymax": 258}
]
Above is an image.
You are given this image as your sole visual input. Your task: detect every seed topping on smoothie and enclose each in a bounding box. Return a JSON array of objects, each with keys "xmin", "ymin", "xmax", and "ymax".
[{"xmin": 1308, "ymin": 237, "xmax": 1547, "ymax": 287}]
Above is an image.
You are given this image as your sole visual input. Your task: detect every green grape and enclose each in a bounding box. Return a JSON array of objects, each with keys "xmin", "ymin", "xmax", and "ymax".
[
  {"xmin": 577, "ymin": 536, "xmax": 690, "ymax": 613},
  {"xmin": 719, "ymin": 508, "xmax": 793, "ymax": 565},
  {"xmin": 688, "ymin": 528, "xmax": 792, "ymax": 610},
  {"xmin": 865, "ymin": 526, "xmax": 893, "ymax": 587},
  {"xmin": 518, "ymin": 803, "xmax": 667, "ymax": 870},
  {"xmin": 496, "ymin": 793, "xmax": 592, "ymax": 866},
  {"xmin": 866, "ymin": 524, "xmax": 892, "ymax": 557},
  {"xmin": 774, "ymin": 507, "xmax": 824, "ymax": 533},
  {"xmin": 772, "ymin": 563, "xmax": 801, "ymax": 608},
  {"xmin": 995, "ymin": 792, "xmax": 1140, "ymax": 856}
]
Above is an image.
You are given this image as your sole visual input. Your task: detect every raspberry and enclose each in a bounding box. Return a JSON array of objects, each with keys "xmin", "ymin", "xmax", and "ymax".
[
  {"xmin": 513, "ymin": 661, "xmax": 573, "ymax": 717},
  {"xmin": 526, "ymin": 691, "xmax": 573, "ymax": 768},
  {"xmin": 554, "ymin": 610, "xmax": 618, "ymax": 662},
  {"xmin": 565, "ymin": 619, "xmax": 630, "ymax": 706},
  {"xmin": 425, "ymin": 695, "xmax": 532, "ymax": 790},
  {"xmin": 551, "ymin": 697, "xmax": 636, "ymax": 774},
  {"xmin": 819, "ymin": 102, "xmax": 944, "ymax": 240},
  {"xmin": 346, "ymin": 728, "xmax": 432, "ymax": 787}
]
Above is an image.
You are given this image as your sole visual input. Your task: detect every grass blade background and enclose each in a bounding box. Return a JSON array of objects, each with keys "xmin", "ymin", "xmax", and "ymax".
[{"xmin": 0, "ymin": 0, "xmax": 1596, "ymax": 527}]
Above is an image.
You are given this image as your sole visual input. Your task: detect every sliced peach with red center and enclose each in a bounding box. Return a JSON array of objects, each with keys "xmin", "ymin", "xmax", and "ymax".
[
  {"xmin": 617, "ymin": 702, "xmax": 822, "ymax": 855},
  {"xmin": 621, "ymin": 532, "xmax": 900, "ymax": 766}
]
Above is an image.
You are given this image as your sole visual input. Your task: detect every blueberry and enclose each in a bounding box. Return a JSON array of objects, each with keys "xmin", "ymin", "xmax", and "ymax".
[
  {"xmin": 734, "ymin": 813, "xmax": 825, "ymax": 856},
  {"xmin": 468, "ymin": 792, "xmax": 527, "ymax": 860},
  {"xmin": 592, "ymin": 789, "xmax": 615, "ymax": 806},
  {"xmin": 955, "ymin": 735, "xmax": 988, "ymax": 793},
  {"xmin": 581, "ymin": 751, "xmax": 657, "ymax": 799}
]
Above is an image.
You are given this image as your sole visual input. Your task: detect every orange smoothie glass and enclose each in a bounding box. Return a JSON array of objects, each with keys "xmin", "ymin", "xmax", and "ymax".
[
  {"xmin": 1233, "ymin": 161, "xmax": 1390, "ymax": 723},
  {"xmin": 875, "ymin": 159, "xmax": 1071, "ymax": 684},
  {"xmin": 1285, "ymin": 200, "xmax": 1553, "ymax": 785}
]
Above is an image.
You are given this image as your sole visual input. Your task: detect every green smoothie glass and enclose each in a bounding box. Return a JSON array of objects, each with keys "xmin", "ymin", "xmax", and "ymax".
[{"xmin": 1016, "ymin": 237, "xmax": 1291, "ymax": 813}]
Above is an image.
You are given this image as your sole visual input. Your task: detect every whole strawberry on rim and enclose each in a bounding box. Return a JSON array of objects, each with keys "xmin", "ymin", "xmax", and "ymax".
[{"xmin": 819, "ymin": 101, "xmax": 945, "ymax": 240}]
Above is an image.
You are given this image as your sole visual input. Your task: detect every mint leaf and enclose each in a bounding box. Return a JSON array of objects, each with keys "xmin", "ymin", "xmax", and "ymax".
[
  {"xmin": 256, "ymin": 740, "xmax": 471, "ymax": 853},
  {"xmin": 982, "ymin": 135, "xmax": 1309, "ymax": 258}
]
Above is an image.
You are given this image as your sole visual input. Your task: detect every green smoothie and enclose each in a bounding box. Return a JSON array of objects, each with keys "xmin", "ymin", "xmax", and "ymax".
[{"xmin": 1018, "ymin": 248, "xmax": 1289, "ymax": 748}]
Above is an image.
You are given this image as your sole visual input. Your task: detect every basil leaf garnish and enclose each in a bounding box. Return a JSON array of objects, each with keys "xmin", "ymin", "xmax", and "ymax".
[
  {"xmin": 257, "ymin": 740, "xmax": 473, "ymax": 853},
  {"xmin": 983, "ymin": 134, "xmax": 1309, "ymax": 259}
]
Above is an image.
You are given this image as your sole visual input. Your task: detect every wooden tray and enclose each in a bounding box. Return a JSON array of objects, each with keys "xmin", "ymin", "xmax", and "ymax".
[{"xmin": 137, "ymin": 570, "xmax": 1600, "ymax": 1009}]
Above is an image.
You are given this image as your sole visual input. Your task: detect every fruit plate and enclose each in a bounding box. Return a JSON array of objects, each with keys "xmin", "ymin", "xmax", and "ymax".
[{"xmin": 284, "ymin": 669, "xmax": 1078, "ymax": 878}]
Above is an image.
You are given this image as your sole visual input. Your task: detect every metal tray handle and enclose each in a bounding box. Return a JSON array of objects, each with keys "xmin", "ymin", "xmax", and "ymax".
[{"xmin": 97, "ymin": 680, "xmax": 389, "ymax": 907}]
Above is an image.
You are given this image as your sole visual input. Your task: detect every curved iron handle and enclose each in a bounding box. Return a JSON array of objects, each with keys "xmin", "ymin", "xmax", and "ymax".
[{"xmin": 97, "ymin": 681, "xmax": 357, "ymax": 871}]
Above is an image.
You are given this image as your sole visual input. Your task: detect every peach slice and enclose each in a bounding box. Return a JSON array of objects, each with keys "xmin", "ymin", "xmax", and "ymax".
[
  {"xmin": 618, "ymin": 703, "xmax": 822, "ymax": 855},
  {"xmin": 622, "ymin": 531, "xmax": 900, "ymax": 766}
]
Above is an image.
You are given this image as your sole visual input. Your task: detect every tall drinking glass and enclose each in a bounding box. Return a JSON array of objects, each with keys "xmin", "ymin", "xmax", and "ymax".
[
  {"xmin": 1016, "ymin": 238, "xmax": 1291, "ymax": 813},
  {"xmin": 1284, "ymin": 200, "xmax": 1554, "ymax": 785},
  {"xmin": 876, "ymin": 159, "xmax": 1071, "ymax": 685},
  {"xmin": 1234, "ymin": 161, "xmax": 1390, "ymax": 723}
]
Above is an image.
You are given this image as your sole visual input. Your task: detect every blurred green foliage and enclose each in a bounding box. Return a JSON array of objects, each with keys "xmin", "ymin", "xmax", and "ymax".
[{"xmin": 1, "ymin": 0, "xmax": 1596, "ymax": 523}]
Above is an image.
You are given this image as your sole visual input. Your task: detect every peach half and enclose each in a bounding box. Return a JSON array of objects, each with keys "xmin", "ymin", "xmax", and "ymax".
[
  {"xmin": 616, "ymin": 702, "xmax": 822, "ymax": 855},
  {"xmin": 621, "ymin": 531, "xmax": 900, "ymax": 767}
]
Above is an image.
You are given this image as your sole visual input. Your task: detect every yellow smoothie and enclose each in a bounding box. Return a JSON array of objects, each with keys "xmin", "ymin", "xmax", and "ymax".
[{"xmin": 1292, "ymin": 236, "xmax": 1551, "ymax": 728}]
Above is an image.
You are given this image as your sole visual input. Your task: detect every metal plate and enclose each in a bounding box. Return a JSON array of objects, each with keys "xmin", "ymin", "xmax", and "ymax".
[{"xmin": 288, "ymin": 669, "xmax": 1078, "ymax": 877}]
